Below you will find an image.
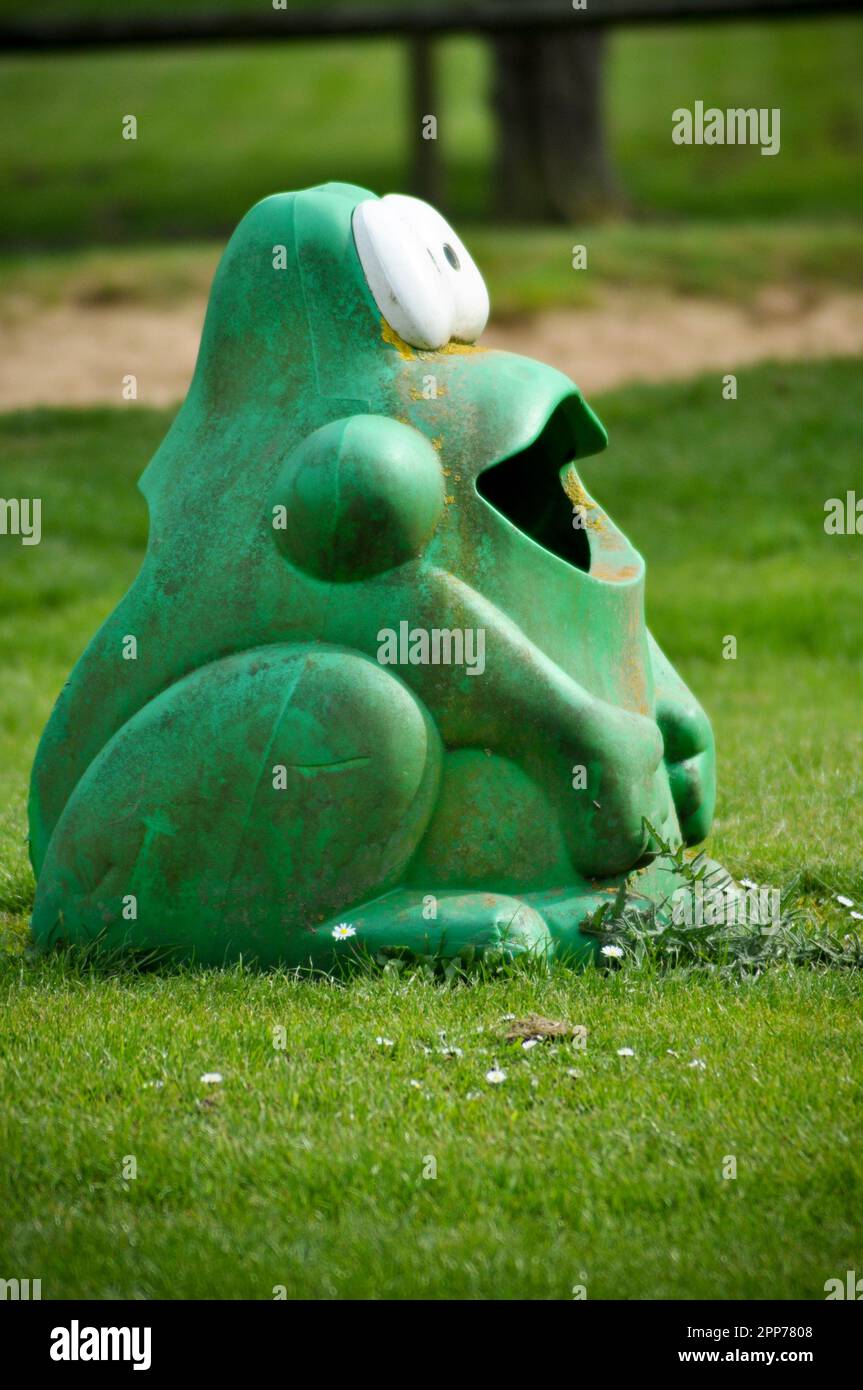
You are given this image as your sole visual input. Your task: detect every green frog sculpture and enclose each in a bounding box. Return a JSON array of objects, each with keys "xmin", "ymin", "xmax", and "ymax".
[{"xmin": 28, "ymin": 182, "xmax": 722, "ymax": 969}]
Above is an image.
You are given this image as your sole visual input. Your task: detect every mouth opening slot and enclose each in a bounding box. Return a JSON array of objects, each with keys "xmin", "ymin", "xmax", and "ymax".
[{"xmin": 476, "ymin": 399, "xmax": 592, "ymax": 572}]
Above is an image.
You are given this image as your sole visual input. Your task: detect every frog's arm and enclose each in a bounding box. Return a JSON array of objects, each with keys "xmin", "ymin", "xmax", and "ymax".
[
  {"xmin": 270, "ymin": 414, "xmax": 666, "ymax": 873},
  {"xmin": 647, "ymin": 631, "xmax": 715, "ymax": 845},
  {"xmin": 407, "ymin": 567, "xmax": 639, "ymax": 748},
  {"xmin": 403, "ymin": 570, "xmax": 670, "ymax": 875}
]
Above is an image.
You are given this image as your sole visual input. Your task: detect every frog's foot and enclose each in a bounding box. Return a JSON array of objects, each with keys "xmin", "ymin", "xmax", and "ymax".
[
  {"xmin": 30, "ymin": 643, "xmax": 443, "ymax": 967},
  {"xmin": 521, "ymin": 880, "xmax": 643, "ymax": 964},
  {"xmin": 524, "ymin": 856, "xmax": 742, "ymax": 963},
  {"xmin": 318, "ymin": 887, "xmax": 554, "ymax": 971}
]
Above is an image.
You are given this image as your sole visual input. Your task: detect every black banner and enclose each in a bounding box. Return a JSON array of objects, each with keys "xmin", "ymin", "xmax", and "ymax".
[{"xmin": 3, "ymin": 1298, "xmax": 860, "ymax": 1374}]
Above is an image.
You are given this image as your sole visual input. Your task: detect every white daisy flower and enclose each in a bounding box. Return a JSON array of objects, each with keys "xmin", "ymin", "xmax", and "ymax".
[
  {"xmin": 617, "ymin": 1047, "xmax": 635, "ymax": 1057},
  {"xmin": 522, "ymin": 1038, "xmax": 540, "ymax": 1051},
  {"xmin": 601, "ymin": 944, "xmax": 624, "ymax": 958},
  {"xmin": 375, "ymin": 1036, "xmax": 394, "ymax": 1048},
  {"xmin": 332, "ymin": 923, "xmax": 356, "ymax": 940},
  {"xmin": 200, "ymin": 1072, "xmax": 223, "ymax": 1084},
  {"xmin": 486, "ymin": 1066, "xmax": 506, "ymax": 1084},
  {"xmin": 850, "ymin": 911, "xmax": 863, "ymax": 922},
  {"xmin": 836, "ymin": 895, "xmax": 854, "ymax": 907},
  {"xmin": 688, "ymin": 1059, "xmax": 706, "ymax": 1070}
]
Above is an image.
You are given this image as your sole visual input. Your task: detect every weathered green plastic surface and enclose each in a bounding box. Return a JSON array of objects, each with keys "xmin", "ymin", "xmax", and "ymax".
[{"xmin": 28, "ymin": 182, "xmax": 717, "ymax": 969}]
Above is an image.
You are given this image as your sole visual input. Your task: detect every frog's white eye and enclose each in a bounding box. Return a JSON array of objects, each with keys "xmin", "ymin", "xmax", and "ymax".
[{"xmin": 353, "ymin": 194, "xmax": 489, "ymax": 351}]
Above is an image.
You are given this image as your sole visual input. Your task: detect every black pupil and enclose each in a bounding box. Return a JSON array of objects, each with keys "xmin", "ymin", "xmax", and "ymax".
[{"xmin": 443, "ymin": 243, "xmax": 460, "ymax": 270}]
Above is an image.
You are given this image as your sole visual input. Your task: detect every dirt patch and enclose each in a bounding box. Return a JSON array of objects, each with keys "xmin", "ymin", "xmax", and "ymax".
[
  {"xmin": 0, "ymin": 302, "xmax": 205, "ymax": 411},
  {"xmin": 1, "ymin": 286, "xmax": 861, "ymax": 409},
  {"xmin": 485, "ymin": 287, "xmax": 863, "ymax": 394}
]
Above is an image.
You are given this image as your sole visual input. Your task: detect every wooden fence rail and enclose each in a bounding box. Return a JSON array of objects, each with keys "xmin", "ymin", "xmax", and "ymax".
[
  {"xmin": 1, "ymin": 1, "xmax": 860, "ymax": 49},
  {"xmin": 2, "ymin": 1, "xmax": 858, "ymax": 220}
]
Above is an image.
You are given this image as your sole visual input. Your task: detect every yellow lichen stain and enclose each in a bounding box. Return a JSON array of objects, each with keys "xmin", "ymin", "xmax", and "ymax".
[
  {"xmin": 563, "ymin": 470, "xmax": 605, "ymax": 534},
  {"xmin": 381, "ymin": 318, "xmax": 416, "ymax": 360},
  {"xmin": 416, "ymin": 342, "xmax": 488, "ymax": 361},
  {"xmin": 435, "ymin": 341, "xmax": 487, "ymax": 356},
  {"xmin": 561, "ymin": 468, "xmax": 587, "ymax": 507},
  {"xmin": 431, "ymin": 436, "xmax": 443, "ymax": 451},
  {"xmin": 445, "ymin": 494, "xmax": 456, "ymax": 505},
  {"xmin": 380, "ymin": 319, "xmax": 487, "ymax": 361}
]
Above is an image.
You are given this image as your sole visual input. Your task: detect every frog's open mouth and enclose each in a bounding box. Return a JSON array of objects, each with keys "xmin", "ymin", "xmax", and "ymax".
[{"xmin": 476, "ymin": 398, "xmax": 592, "ymax": 573}]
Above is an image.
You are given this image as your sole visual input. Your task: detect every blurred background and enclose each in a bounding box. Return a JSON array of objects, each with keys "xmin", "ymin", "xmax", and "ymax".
[{"xmin": 1, "ymin": 0, "xmax": 861, "ymax": 404}]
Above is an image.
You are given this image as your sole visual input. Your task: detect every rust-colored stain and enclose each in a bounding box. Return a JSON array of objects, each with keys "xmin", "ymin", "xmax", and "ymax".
[
  {"xmin": 410, "ymin": 383, "xmax": 448, "ymax": 400},
  {"xmin": 591, "ymin": 562, "xmax": 639, "ymax": 583}
]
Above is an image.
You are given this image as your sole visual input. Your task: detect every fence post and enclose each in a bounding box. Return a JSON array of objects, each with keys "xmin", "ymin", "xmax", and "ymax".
[
  {"xmin": 408, "ymin": 35, "xmax": 443, "ymax": 207},
  {"xmin": 490, "ymin": 21, "xmax": 619, "ymax": 222}
]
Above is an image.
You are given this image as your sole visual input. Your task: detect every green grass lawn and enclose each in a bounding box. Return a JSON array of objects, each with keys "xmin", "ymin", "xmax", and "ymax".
[
  {"xmin": 1, "ymin": 963, "xmax": 860, "ymax": 1300},
  {"xmin": 1, "ymin": 358, "xmax": 861, "ymax": 1297},
  {"xmin": 1, "ymin": 16, "xmax": 861, "ymax": 249}
]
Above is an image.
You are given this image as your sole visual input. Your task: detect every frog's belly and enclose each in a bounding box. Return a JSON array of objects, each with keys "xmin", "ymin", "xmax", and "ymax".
[
  {"xmin": 407, "ymin": 748, "xmax": 574, "ymax": 892},
  {"xmin": 407, "ymin": 744, "xmax": 680, "ymax": 894}
]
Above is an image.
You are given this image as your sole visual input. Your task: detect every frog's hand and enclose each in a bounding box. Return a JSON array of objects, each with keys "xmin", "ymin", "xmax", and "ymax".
[
  {"xmin": 30, "ymin": 644, "xmax": 441, "ymax": 967},
  {"xmin": 648, "ymin": 632, "xmax": 716, "ymax": 846}
]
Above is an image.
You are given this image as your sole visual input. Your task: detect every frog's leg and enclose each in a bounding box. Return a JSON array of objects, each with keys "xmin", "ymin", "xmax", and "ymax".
[{"xmin": 31, "ymin": 643, "xmax": 447, "ymax": 967}]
